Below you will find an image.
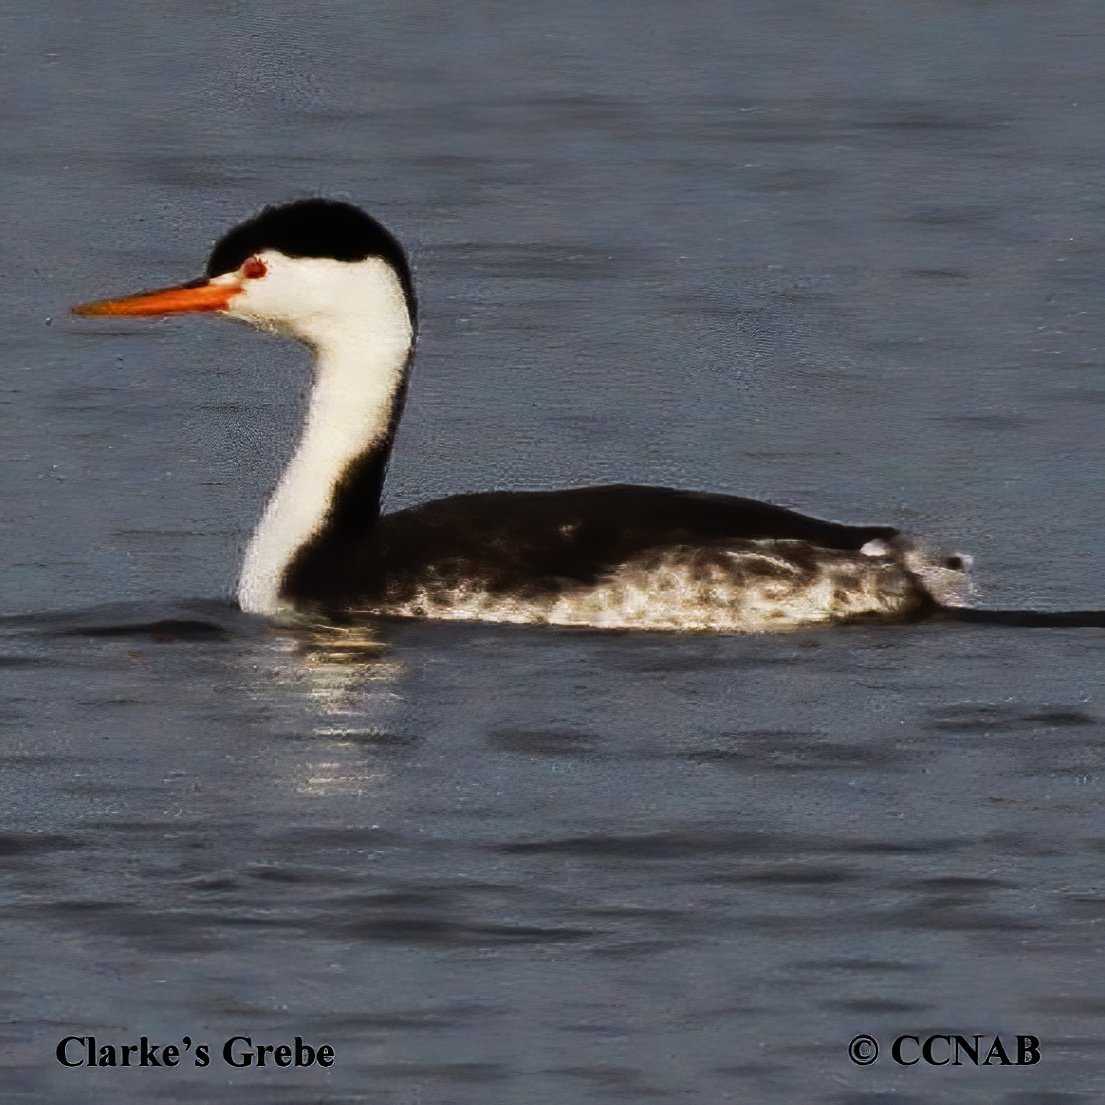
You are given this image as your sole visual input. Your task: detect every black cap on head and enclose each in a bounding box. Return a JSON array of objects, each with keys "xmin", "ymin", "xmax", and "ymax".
[{"xmin": 206, "ymin": 199, "xmax": 415, "ymax": 316}]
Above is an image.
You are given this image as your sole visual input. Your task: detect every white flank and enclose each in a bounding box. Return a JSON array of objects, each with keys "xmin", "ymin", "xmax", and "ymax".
[{"xmin": 365, "ymin": 539, "xmax": 959, "ymax": 633}]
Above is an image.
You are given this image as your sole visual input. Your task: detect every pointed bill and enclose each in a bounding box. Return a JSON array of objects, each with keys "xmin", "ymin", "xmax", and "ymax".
[{"xmin": 72, "ymin": 278, "xmax": 240, "ymax": 317}]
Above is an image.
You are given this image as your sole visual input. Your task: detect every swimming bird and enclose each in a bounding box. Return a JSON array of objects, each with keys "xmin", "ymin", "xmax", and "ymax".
[{"xmin": 73, "ymin": 199, "xmax": 972, "ymax": 632}]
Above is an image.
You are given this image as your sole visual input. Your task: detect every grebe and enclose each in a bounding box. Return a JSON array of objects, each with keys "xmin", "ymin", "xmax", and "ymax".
[{"xmin": 74, "ymin": 199, "xmax": 972, "ymax": 632}]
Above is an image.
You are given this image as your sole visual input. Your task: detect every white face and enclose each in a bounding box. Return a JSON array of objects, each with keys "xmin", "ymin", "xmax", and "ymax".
[{"xmin": 218, "ymin": 250, "xmax": 412, "ymax": 348}]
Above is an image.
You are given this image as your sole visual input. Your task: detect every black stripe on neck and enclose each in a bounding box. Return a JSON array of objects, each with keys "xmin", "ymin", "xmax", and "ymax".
[{"xmin": 280, "ymin": 356, "xmax": 413, "ymax": 605}]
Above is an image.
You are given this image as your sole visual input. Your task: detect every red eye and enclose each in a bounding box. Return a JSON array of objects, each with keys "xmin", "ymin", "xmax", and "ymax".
[{"xmin": 242, "ymin": 257, "xmax": 267, "ymax": 280}]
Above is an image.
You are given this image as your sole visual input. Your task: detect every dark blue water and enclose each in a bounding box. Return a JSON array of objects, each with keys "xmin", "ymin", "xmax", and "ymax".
[{"xmin": 2, "ymin": 2, "xmax": 1104, "ymax": 1102}]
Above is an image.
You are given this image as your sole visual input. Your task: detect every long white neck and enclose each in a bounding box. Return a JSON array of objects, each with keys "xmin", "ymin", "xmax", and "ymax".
[{"xmin": 237, "ymin": 275, "xmax": 413, "ymax": 615}]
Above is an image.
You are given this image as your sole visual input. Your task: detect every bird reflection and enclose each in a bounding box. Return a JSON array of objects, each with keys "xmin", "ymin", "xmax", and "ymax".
[{"xmin": 261, "ymin": 617, "xmax": 411, "ymax": 798}]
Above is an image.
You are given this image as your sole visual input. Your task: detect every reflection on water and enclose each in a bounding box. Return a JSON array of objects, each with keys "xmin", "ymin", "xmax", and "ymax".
[
  {"xmin": 266, "ymin": 620, "xmax": 408, "ymax": 797},
  {"xmin": 270, "ymin": 617, "xmax": 401, "ymax": 716}
]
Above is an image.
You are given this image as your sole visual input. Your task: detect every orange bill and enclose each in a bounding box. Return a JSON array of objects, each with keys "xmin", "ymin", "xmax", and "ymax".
[{"xmin": 72, "ymin": 278, "xmax": 239, "ymax": 318}]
